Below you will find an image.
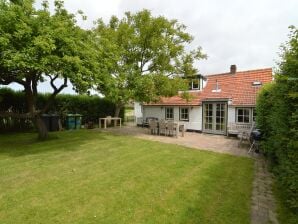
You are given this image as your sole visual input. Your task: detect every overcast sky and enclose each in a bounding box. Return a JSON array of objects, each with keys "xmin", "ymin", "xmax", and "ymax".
[{"xmin": 6, "ymin": 0, "xmax": 298, "ymax": 93}]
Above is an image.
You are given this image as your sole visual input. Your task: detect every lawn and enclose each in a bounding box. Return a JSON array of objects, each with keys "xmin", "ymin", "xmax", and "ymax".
[{"xmin": 0, "ymin": 130, "xmax": 254, "ymax": 224}]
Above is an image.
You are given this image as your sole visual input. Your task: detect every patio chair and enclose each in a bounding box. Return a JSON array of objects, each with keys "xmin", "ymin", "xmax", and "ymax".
[
  {"xmin": 159, "ymin": 120, "xmax": 167, "ymax": 136},
  {"xmin": 148, "ymin": 119, "xmax": 158, "ymax": 135},
  {"xmin": 167, "ymin": 121, "xmax": 178, "ymax": 137},
  {"xmin": 238, "ymin": 122, "xmax": 255, "ymax": 147}
]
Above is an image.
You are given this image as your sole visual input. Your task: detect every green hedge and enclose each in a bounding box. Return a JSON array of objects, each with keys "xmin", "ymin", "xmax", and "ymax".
[
  {"xmin": 257, "ymin": 80, "xmax": 298, "ymax": 214},
  {"xmin": 0, "ymin": 88, "xmax": 124, "ymax": 132},
  {"xmin": 257, "ymin": 27, "xmax": 298, "ymax": 217}
]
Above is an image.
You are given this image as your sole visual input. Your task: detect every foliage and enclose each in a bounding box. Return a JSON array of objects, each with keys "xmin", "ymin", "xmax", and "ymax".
[
  {"xmin": 0, "ymin": 88, "xmax": 123, "ymax": 132},
  {"xmin": 0, "ymin": 0, "xmax": 101, "ymax": 138},
  {"xmin": 256, "ymin": 26, "xmax": 298, "ymax": 213},
  {"xmin": 0, "ymin": 130, "xmax": 253, "ymax": 223},
  {"xmin": 93, "ymin": 10, "xmax": 206, "ymax": 115}
]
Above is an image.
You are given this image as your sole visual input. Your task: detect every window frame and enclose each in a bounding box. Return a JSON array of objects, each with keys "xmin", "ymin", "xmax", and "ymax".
[
  {"xmin": 188, "ymin": 78, "xmax": 200, "ymax": 90},
  {"xmin": 179, "ymin": 107, "xmax": 189, "ymax": 121},
  {"xmin": 252, "ymin": 108, "xmax": 256, "ymax": 122},
  {"xmin": 236, "ymin": 107, "xmax": 251, "ymax": 124},
  {"xmin": 191, "ymin": 79, "xmax": 200, "ymax": 90},
  {"xmin": 165, "ymin": 107, "xmax": 174, "ymax": 120}
]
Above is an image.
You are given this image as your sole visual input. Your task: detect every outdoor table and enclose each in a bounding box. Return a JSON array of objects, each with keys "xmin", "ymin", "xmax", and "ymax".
[
  {"xmin": 149, "ymin": 121, "xmax": 184, "ymax": 137},
  {"xmin": 99, "ymin": 117, "xmax": 122, "ymax": 129}
]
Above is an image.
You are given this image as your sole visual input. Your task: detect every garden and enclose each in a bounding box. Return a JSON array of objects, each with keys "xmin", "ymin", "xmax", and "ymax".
[{"xmin": 0, "ymin": 130, "xmax": 253, "ymax": 224}]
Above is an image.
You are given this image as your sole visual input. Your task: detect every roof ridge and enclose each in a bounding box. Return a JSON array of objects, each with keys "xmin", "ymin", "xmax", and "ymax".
[{"xmin": 206, "ymin": 67, "xmax": 272, "ymax": 77}]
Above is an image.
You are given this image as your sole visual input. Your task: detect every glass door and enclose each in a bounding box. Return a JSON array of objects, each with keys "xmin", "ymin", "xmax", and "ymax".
[{"xmin": 203, "ymin": 102, "xmax": 227, "ymax": 134}]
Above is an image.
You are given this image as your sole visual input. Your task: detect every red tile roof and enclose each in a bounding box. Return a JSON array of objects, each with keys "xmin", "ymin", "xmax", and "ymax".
[
  {"xmin": 145, "ymin": 68, "xmax": 273, "ymax": 106},
  {"xmin": 201, "ymin": 68, "xmax": 272, "ymax": 105},
  {"xmin": 145, "ymin": 92, "xmax": 202, "ymax": 106}
]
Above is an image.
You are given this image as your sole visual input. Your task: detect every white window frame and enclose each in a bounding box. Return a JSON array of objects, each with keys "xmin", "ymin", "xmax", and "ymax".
[
  {"xmin": 179, "ymin": 107, "xmax": 189, "ymax": 121},
  {"xmin": 165, "ymin": 107, "xmax": 174, "ymax": 120},
  {"xmin": 236, "ymin": 108, "xmax": 251, "ymax": 124},
  {"xmin": 191, "ymin": 79, "xmax": 200, "ymax": 90}
]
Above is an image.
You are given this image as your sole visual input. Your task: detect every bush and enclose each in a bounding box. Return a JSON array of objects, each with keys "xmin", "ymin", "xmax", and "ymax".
[
  {"xmin": 257, "ymin": 78, "xmax": 298, "ymax": 211},
  {"xmin": 0, "ymin": 88, "xmax": 124, "ymax": 132},
  {"xmin": 256, "ymin": 26, "xmax": 298, "ymax": 214}
]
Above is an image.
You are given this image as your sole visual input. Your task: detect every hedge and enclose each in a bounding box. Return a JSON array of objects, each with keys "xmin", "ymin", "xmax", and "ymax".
[
  {"xmin": 257, "ymin": 78, "xmax": 298, "ymax": 213},
  {"xmin": 0, "ymin": 88, "xmax": 124, "ymax": 132}
]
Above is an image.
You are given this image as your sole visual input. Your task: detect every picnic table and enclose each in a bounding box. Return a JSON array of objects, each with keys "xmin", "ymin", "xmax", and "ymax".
[{"xmin": 99, "ymin": 117, "xmax": 122, "ymax": 129}]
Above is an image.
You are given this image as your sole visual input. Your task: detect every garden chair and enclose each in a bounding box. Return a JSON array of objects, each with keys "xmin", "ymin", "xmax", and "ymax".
[
  {"xmin": 167, "ymin": 121, "xmax": 178, "ymax": 137},
  {"xmin": 148, "ymin": 119, "xmax": 158, "ymax": 135},
  {"xmin": 238, "ymin": 122, "xmax": 255, "ymax": 147},
  {"xmin": 159, "ymin": 120, "xmax": 167, "ymax": 136}
]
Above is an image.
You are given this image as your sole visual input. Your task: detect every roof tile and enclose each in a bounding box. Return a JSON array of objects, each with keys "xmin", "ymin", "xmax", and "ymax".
[{"xmin": 145, "ymin": 68, "xmax": 273, "ymax": 106}]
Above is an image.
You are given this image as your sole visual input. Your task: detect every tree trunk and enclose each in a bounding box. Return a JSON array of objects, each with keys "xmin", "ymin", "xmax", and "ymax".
[
  {"xmin": 24, "ymin": 83, "xmax": 49, "ymax": 140},
  {"xmin": 114, "ymin": 105, "xmax": 122, "ymax": 118},
  {"xmin": 35, "ymin": 115, "xmax": 48, "ymax": 140}
]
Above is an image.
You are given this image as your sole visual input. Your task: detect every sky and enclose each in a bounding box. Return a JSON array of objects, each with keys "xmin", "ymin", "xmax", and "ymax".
[{"xmin": 6, "ymin": 0, "xmax": 298, "ymax": 94}]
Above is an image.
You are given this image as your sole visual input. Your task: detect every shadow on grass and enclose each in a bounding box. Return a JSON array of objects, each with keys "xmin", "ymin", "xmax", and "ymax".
[{"xmin": 0, "ymin": 130, "xmax": 108, "ymax": 157}]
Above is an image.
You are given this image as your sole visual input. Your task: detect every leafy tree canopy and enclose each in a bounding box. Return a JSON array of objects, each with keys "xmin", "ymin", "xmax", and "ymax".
[
  {"xmin": 0, "ymin": 0, "xmax": 101, "ymax": 138},
  {"xmin": 93, "ymin": 10, "xmax": 206, "ymax": 116}
]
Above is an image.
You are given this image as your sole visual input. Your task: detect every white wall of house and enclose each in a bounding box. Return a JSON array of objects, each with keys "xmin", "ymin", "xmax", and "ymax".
[
  {"xmin": 227, "ymin": 106, "xmax": 236, "ymax": 124},
  {"xmin": 143, "ymin": 106, "xmax": 164, "ymax": 120},
  {"xmin": 134, "ymin": 102, "xmax": 143, "ymax": 119},
  {"xmin": 185, "ymin": 106, "xmax": 202, "ymax": 131},
  {"xmin": 142, "ymin": 106, "xmax": 202, "ymax": 131}
]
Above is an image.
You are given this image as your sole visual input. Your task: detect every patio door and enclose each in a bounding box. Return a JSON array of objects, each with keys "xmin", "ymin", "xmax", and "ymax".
[{"xmin": 203, "ymin": 102, "xmax": 227, "ymax": 135}]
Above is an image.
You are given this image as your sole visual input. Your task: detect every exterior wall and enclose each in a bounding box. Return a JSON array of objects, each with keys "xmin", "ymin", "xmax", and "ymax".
[
  {"xmin": 143, "ymin": 106, "xmax": 164, "ymax": 121},
  {"xmin": 186, "ymin": 106, "xmax": 202, "ymax": 131},
  {"xmin": 227, "ymin": 106, "xmax": 236, "ymax": 124},
  {"xmin": 134, "ymin": 102, "xmax": 143, "ymax": 119},
  {"xmin": 143, "ymin": 106, "xmax": 202, "ymax": 131}
]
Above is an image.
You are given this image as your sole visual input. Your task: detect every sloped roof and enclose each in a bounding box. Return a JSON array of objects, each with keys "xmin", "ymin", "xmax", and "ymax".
[
  {"xmin": 200, "ymin": 68, "xmax": 272, "ymax": 105},
  {"xmin": 145, "ymin": 92, "xmax": 201, "ymax": 106},
  {"xmin": 145, "ymin": 68, "xmax": 273, "ymax": 106}
]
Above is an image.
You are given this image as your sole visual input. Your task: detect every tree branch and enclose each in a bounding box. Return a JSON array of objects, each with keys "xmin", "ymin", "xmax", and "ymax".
[
  {"xmin": 41, "ymin": 77, "xmax": 68, "ymax": 113},
  {"xmin": 46, "ymin": 74, "xmax": 59, "ymax": 92},
  {"xmin": 0, "ymin": 75, "xmax": 26, "ymax": 86}
]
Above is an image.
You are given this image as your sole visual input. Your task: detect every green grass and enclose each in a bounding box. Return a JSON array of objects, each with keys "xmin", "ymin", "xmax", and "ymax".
[{"xmin": 0, "ymin": 130, "xmax": 254, "ymax": 224}]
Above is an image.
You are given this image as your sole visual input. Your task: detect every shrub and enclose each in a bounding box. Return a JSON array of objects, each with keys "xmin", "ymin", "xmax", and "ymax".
[
  {"xmin": 256, "ymin": 26, "xmax": 298, "ymax": 213},
  {"xmin": 0, "ymin": 88, "xmax": 124, "ymax": 132}
]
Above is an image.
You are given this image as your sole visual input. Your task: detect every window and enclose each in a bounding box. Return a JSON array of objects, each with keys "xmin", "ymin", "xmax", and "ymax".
[
  {"xmin": 236, "ymin": 108, "xmax": 250, "ymax": 123},
  {"xmin": 192, "ymin": 79, "xmax": 200, "ymax": 89},
  {"xmin": 180, "ymin": 107, "xmax": 189, "ymax": 121},
  {"xmin": 189, "ymin": 78, "xmax": 200, "ymax": 90},
  {"xmin": 165, "ymin": 107, "xmax": 174, "ymax": 120}
]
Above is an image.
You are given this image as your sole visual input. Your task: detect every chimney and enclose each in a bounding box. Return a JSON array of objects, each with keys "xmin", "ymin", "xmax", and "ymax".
[{"xmin": 230, "ymin": 65, "xmax": 237, "ymax": 74}]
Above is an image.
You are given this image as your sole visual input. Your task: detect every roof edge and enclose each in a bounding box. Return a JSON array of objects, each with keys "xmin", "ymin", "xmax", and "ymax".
[{"xmin": 206, "ymin": 67, "xmax": 272, "ymax": 77}]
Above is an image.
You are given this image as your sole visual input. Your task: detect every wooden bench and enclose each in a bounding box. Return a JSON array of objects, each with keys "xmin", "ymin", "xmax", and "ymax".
[{"xmin": 227, "ymin": 123, "xmax": 252, "ymax": 136}]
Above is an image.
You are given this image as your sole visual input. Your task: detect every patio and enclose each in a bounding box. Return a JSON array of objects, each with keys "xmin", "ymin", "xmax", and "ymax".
[{"xmin": 98, "ymin": 125, "xmax": 252, "ymax": 157}]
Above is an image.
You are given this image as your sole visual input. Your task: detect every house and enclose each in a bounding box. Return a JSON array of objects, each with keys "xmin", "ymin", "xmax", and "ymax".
[{"xmin": 135, "ymin": 65, "xmax": 273, "ymax": 135}]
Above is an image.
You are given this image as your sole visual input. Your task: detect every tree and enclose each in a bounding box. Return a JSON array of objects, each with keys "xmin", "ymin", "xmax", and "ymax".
[
  {"xmin": 0, "ymin": 0, "xmax": 100, "ymax": 139},
  {"xmin": 94, "ymin": 10, "xmax": 206, "ymax": 117}
]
